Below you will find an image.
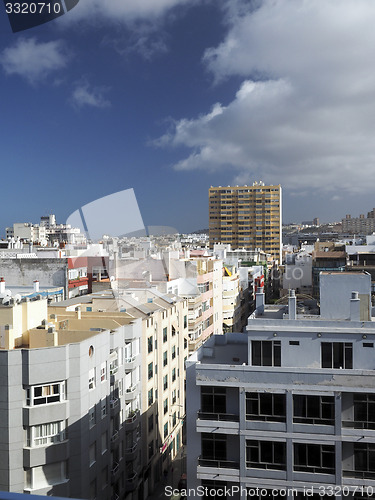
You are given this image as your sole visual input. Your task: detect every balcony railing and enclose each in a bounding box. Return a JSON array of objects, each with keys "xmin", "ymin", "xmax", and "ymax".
[
  {"xmin": 125, "ymin": 409, "xmax": 139, "ymax": 424},
  {"xmin": 125, "ymin": 441, "xmax": 138, "ymax": 454},
  {"xmin": 197, "ymin": 411, "xmax": 239, "ymax": 422},
  {"xmin": 198, "ymin": 457, "xmax": 240, "ymax": 469},
  {"xmin": 293, "ymin": 416, "xmax": 334, "ymax": 426},
  {"xmin": 111, "ymin": 430, "xmax": 119, "ymax": 443},
  {"xmin": 111, "ymin": 462, "xmax": 120, "ymax": 475},
  {"xmin": 110, "ymin": 398, "xmax": 119, "ymax": 409},
  {"xmin": 342, "ymin": 420, "xmax": 375, "ymax": 430},
  {"xmin": 343, "ymin": 470, "xmax": 375, "ymax": 480}
]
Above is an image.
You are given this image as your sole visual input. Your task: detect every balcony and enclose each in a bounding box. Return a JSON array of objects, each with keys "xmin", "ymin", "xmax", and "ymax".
[
  {"xmin": 197, "ymin": 457, "xmax": 240, "ymax": 479},
  {"xmin": 125, "ymin": 441, "xmax": 139, "ymax": 461},
  {"xmin": 125, "ymin": 384, "xmax": 138, "ymax": 402},
  {"xmin": 111, "ymin": 430, "xmax": 119, "ymax": 445},
  {"xmin": 111, "ymin": 462, "xmax": 120, "ymax": 480},
  {"xmin": 197, "ymin": 411, "xmax": 240, "ymax": 432},
  {"xmin": 110, "ymin": 398, "xmax": 120, "ymax": 415},
  {"xmin": 124, "ymin": 410, "xmax": 139, "ymax": 431},
  {"xmin": 125, "ymin": 472, "xmax": 138, "ymax": 491},
  {"xmin": 125, "ymin": 354, "xmax": 138, "ymax": 371},
  {"xmin": 110, "ymin": 365, "xmax": 118, "ymax": 376},
  {"xmin": 343, "ymin": 470, "xmax": 375, "ymax": 480}
]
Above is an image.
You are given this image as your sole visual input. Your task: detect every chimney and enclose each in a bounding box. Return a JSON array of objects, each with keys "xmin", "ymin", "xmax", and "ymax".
[
  {"xmin": 350, "ymin": 291, "xmax": 360, "ymax": 321},
  {"xmin": 288, "ymin": 289, "xmax": 297, "ymax": 320},
  {"xmin": 33, "ymin": 280, "xmax": 39, "ymax": 292},
  {"xmin": 255, "ymin": 288, "xmax": 265, "ymax": 315},
  {"xmin": 0, "ymin": 278, "xmax": 5, "ymax": 295}
]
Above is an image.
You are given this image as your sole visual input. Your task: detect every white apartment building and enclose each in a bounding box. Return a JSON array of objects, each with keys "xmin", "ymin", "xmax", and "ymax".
[
  {"xmin": 186, "ymin": 272, "xmax": 375, "ymax": 499},
  {"xmin": 0, "ymin": 293, "xmax": 142, "ymax": 499},
  {"xmin": 57, "ymin": 286, "xmax": 189, "ymax": 497}
]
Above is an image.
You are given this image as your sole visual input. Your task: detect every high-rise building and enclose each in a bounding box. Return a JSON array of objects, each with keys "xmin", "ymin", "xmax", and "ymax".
[{"xmin": 209, "ymin": 182, "xmax": 282, "ymax": 263}]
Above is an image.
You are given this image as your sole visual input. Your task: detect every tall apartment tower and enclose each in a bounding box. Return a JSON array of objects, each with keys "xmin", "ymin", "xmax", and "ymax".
[{"xmin": 209, "ymin": 182, "xmax": 282, "ymax": 263}]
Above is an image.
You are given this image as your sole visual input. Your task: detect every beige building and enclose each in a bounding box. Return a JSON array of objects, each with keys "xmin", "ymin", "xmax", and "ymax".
[
  {"xmin": 66, "ymin": 287, "xmax": 189, "ymax": 496},
  {"xmin": 209, "ymin": 182, "xmax": 282, "ymax": 263},
  {"xmin": 342, "ymin": 211, "xmax": 375, "ymax": 234}
]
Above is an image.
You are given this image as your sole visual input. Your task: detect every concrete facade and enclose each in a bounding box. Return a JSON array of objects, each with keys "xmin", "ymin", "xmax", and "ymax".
[
  {"xmin": 186, "ymin": 279, "xmax": 375, "ymax": 499},
  {"xmin": 0, "ymin": 295, "xmax": 143, "ymax": 499},
  {"xmin": 209, "ymin": 183, "xmax": 282, "ymax": 263}
]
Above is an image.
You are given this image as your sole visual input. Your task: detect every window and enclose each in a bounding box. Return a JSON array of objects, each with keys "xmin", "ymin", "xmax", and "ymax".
[
  {"xmin": 172, "ymin": 412, "xmax": 177, "ymax": 427},
  {"xmin": 246, "ymin": 392, "xmax": 286, "ymax": 422},
  {"xmin": 27, "ymin": 421, "xmax": 65, "ymax": 447},
  {"xmin": 252, "ymin": 340, "xmax": 281, "ymax": 366},
  {"xmin": 346, "ymin": 443, "xmax": 375, "ymax": 479},
  {"xmin": 148, "ymin": 336, "xmax": 153, "ymax": 353},
  {"xmin": 100, "ymin": 363, "xmax": 106, "ymax": 382},
  {"xmin": 172, "ymin": 345, "xmax": 176, "ymax": 360},
  {"xmin": 164, "ymin": 422, "xmax": 168, "ymax": 439},
  {"xmin": 201, "ymin": 433, "xmax": 226, "ymax": 461},
  {"xmin": 246, "ymin": 440, "xmax": 286, "ymax": 470},
  {"xmin": 26, "ymin": 382, "xmax": 66, "ymax": 406},
  {"xmin": 101, "ymin": 431, "xmax": 107, "ymax": 454},
  {"xmin": 164, "ymin": 398, "xmax": 168, "ymax": 415},
  {"xmin": 172, "ymin": 389, "xmax": 176, "ymax": 404},
  {"xmin": 294, "ymin": 443, "xmax": 335, "ymax": 474},
  {"xmin": 163, "ymin": 351, "xmax": 168, "ymax": 367},
  {"xmin": 184, "ymin": 315, "xmax": 187, "ymax": 328},
  {"xmin": 148, "ymin": 389, "xmax": 153, "ymax": 406},
  {"xmin": 172, "ymin": 368, "xmax": 176, "ymax": 382},
  {"xmin": 201, "ymin": 387, "xmax": 226, "ymax": 414},
  {"xmin": 148, "ymin": 414, "xmax": 154, "ymax": 433},
  {"xmin": 89, "ymin": 406, "xmax": 96, "ymax": 428},
  {"xmin": 89, "ymin": 368, "xmax": 96, "ymax": 390},
  {"xmin": 148, "ymin": 362, "xmax": 153, "ymax": 380},
  {"xmin": 347, "ymin": 394, "xmax": 375, "ymax": 430},
  {"xmin": 321, "ymin": 342, "xmax": 352, "ymax": 369},
  {"xmin": 163, "ymin": 375, "xmax": 168, "ymax": 391},
  {"xmin": 172, "ymin": 326, "xmax": 176, "ymax": 337},
  {"xmin": 89, "ymin": 442, "xmax": 96, "ymax": 467},
  {"xmin": 184, "ymin": 338, "xmax": 188, "ymax": 349},
  {"xmin": 101, "ymin": 399, "xmax": 107, "ymax": 418},
  {"xmin": 163, "ymin": 327, "xmax": 168, "ymax": 343},
  {"xmin": 293, "ymin": 395, "xmax": 334, "ymax": 425}
]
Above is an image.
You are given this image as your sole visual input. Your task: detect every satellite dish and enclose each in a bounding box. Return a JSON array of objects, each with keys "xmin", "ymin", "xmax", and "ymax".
[
  {"xmin": 40, "ymin": 239, "xmax": 48, "ymax": 247},
  {"xmin": 14, "ymin": 294, "xmax": 22, "ymax": 304},
  {"xmin": 110, "ymin": 276, "xmax": 115, "ymax": 282},
  {"xmin": 2, "ymin": 297, "xmax": 10, "ymax": 305}
]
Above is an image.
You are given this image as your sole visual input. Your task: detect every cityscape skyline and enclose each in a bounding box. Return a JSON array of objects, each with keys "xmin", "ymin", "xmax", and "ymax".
[{"xmin": 1, "ymin": 1, "xmax": 375, "ymax": 232}]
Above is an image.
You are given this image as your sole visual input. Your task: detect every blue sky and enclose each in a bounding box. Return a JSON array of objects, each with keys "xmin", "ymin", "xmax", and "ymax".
[{"xmin": 1, "ymin": 0, "xmax": 375, "ymax": 236}]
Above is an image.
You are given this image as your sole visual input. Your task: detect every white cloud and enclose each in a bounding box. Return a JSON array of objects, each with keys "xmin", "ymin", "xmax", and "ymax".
[
  {"xmin": 158, "ymin": 0, "xmax": 375, "ymax": 195},
  {"xmin": 0, "ymin": 38, "xmax": 69, "ymax": 84},
  {"xmin": 71, "ymin": 82, "xmax": 111, "ymax": 109}
]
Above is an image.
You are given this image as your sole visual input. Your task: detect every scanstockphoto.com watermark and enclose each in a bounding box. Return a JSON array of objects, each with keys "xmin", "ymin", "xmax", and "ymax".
[
  {"xmin": 165, "ymin": 486, "xmax": 298, "ymax": 498},
  {"xmin": 165, "ymin": 485, "xmax": 375, "ymax": 498}
]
